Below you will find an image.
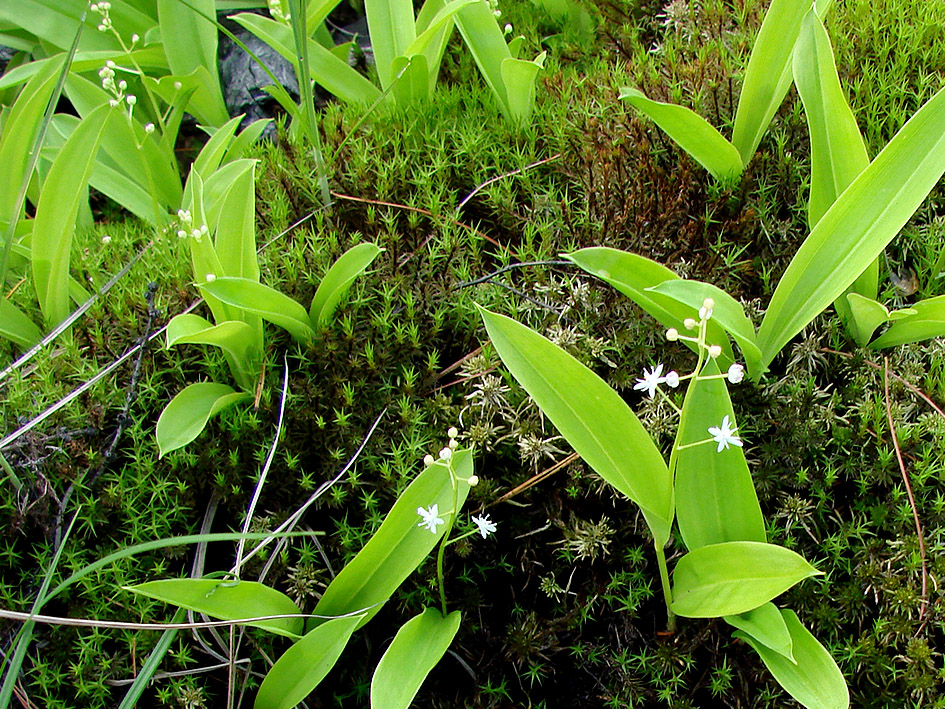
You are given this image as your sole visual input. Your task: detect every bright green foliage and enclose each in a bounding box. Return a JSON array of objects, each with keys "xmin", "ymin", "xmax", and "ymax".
[
  {"xmin": 674, "ymin": 359, "xmax": 765, "ymax": 550},
  {"xmin": 735, "ymin": 610, "xmax": 850, "ymax": 709},
  {"xmin": 724, "ymin": 602, "xmax": 794, "ymax": 662},
  {"xmin": 155, "ymin": 382, "xmax": 251, "ymax": 458},
  {"xmin": 670, "ymin": 541, "xmax": 821, "ymax": 618},
  {"xmin": 126, "ymin": 578, "xmax": 304, "ymax": 639},
  {"xmin": 254, "ymin": 613, "xmax": 365, "ymax": 709},
  {"xmin": 478, "ymin": 306, "xmax": 673, "ymax": 545},
  {"xmin": 370, "ymin": 608, "xmax": 462, "ymax": 709}
]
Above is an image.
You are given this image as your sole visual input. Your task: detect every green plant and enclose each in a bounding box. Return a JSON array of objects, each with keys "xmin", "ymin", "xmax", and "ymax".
[
  {"xmin": 128, "ymin": 438, "xmax": 495, "ymax": 708},
  {"xmin": 478, "ymin": 303, "xmax": 848, "ymax": 708},
  {"xmin": 155, "ymin": 131, "xmax": 382, "ymax": 455},
  {"xmin": 620, "ymin": 0, "xmax": 836, "ymax": 180}
]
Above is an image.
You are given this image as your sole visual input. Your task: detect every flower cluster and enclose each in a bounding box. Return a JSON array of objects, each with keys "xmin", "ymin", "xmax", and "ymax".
[
  {"xmin": 416, "ymin": 427, "xmax": 496, "ymax": 539},
  {"xmin": 634, "ymin": 298, "xmax": 746, "ymax": 453},
  {"xmin": 267, "ymin": 0, "xmax": 290, "ymax": 23},
  {"xmin": 98, "ymin": 60, "xmax": 137, "ymax": 116}
]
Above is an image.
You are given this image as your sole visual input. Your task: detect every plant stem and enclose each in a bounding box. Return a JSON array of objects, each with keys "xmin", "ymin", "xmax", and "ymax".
[
  {"xmin": 435, "ymin": 458, "xmax": 461, "ymax": 617},
  {"xmin": 654, "ymin": 540, "xmax": 676, "ymax": 633}
]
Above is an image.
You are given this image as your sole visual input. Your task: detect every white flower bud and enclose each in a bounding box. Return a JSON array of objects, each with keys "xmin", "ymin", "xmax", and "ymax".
[
  {"xmin": 118, "ymin": 80, "xmax": 127, "ymax": 91},
  {"xmin": 702, "ymin": 297, "xmax": 715, "ymax": 311},
  {"xmin": 684, "ymin": 318, "xmax": 698, "ymax": 330},
  {"xmin": 177, "ymin": 209, "xmax": 192, "ymax": 223},
  {"xmin": 131, "ymin": 33, "xmax": 139, "ymax": 43},
  {"xmin": 439, "ymin": 447, "xmax": 452, "ymax": 460},
  {"xmin": 707, "ymin": 344, "xmax": 722, "ymax": 358},
  {"xmin": 177, "ymin": 229, "xmax": 187, "ymax": 238},
  {"xmin": 125, "ymin": 94, "xmax": 136, "ymax": 106},
  {"xmin": 191, "ymin": 228, "xmax": 202, "ymax": 239},
  {"xmin": 727, "ymin": 364, "xmax": 745, "ymax": 384},
  {"xmin": 173, "ymin": 81, "xmax": 183, "ymax": 91},
  {"xmin": 108, "ymin": 99, "xmax": 119, "ymax": 107},
  {"xmin": 504, "ymin": 23, "xmax": 513, "ymax": 34},
  {"xmin": 90, "ymin": 3, "xmax": 99, "ymax": 11},
  {"xmin": 423, "ymin": 454, "xmax": 435, "ymax": 467},
  {"xmin": 447, "ymin": 426, "xmax": 459, "ymax": 439},
  {"xmin": 144, "ymin": 123, "xmax": 155, "ymax": 134},
  {"xmin": 467, "ymin": 475, "xmax": 479, "ymax": 487},
  {"xmin": 448, "ymin": 439, "xmax": 458, "ymax": 450},
  {"xmin": 98, "ymin": 24, "xmax": 108, "ymax": 32},
  {"xmin": 205, "ymin": 273, "xmax": 216, "ymax": 283},
  {"xmin": 101, "ymin": 235, "xmax": 112, "ymax": 245},
  {"xmin": 665, "ymin": 370, "xmax": 680, "ymax": 388},
  {"xmin": 666, "ymin": 328, "xmax": 679, "ymax": 341},
  {"xmin": 106, "ymin": 60, "xmax": 116, "ymax": 68}
]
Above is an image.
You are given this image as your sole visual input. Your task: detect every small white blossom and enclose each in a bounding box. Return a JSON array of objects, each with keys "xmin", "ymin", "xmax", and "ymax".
[
  {"xmin": 708, "ymin": 415, "xmax": 742, "ymax": 453},
  {"xmin": 417, "ymin": 505, "xmax": 445, "ymax": 534},
  {"xmin": 504, "ymin": 23, "xmax": 513, "ymax": 34},
  {"xmin": 439, "ymin": 447, "xmax": 452, "ymax": 460},
  {"xmin": 205, "ymin": 273, "xmax": 216, "ymax": 283},
  {"xmin": 727, "ymin": 364, "xmax": 745, "ymax": 384},
  {"xmin": 144, "ymin": 123, "xmax": 155, "ymax": 134},
  {"xmin": 666, "ymin": 328, "xmax": 679, "ymax": 341},
  {"xmin": 448, "ymin": 439, "xmax": 458, "ymax": 450},
  {"xmin": 684, "ymin": 318, "xmax": 698, "ymax": 330},
  {"xmin": 699, "ymin": 297, "xmax": 715, "ymax": 321},
  {"xmin": 664, "ymin": 370, "xmax": 680, "ymax": 388},
  {"xmin": 177, "ymin": 209, "xmax": 192, "ymax": 223},
  {"xmin": 707, "ymin": 344, "xmax": 722, "ymax": 358},
  {"xmin": 173, "ymin": 81, "xmax": 183, "ymax": 91},
  {"xmin": 108, "ymin": 99, "xmax": 119, "ymax": 108},
  {"xmin": 131, "ymin": 33, "xmax": 139, "ymax": 43},
  {"xmin": 467, "ymin": 475, "xmax": 479, "ymax": 487},
  {"xmin": 101, "ymin": 235, "xmax": 111, "ymax": 245},
  {"xmin": 125, "ymin": 94, "xmax": 136, "ymax": 106},
  {"xmin": 472, "ymin": 514, "xmax": 497, "ymax": 538},
  {"xmin": 423, "ymin": 454, "xmax": 435, "ymax": 467},
  {"xmin": 447, "ymin": 426, "xmax": 459, "ymax": 439},
  {"xmin": 176, "ymin": 229, "xmax": 187, "ymax": 239},
  {"xmin": 633, "ymin": 364, "xmax": 665, "ymax": 398}
]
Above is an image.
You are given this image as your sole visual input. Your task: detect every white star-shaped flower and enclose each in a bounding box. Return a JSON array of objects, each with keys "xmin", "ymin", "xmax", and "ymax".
[
  {"xmin": 633, "ymin": 364, "xmax": 665, "ymax": 398},
  {"xmin": 417, "ymin": 505, "xmax": 445, "ymax": 534},
  {"xmin": 471, "ymin": 514, "xmax": 497, "ymax": 539},
  {"xmin": 708, "ymin": 415, "xmax": 743, "ymax": 453}
]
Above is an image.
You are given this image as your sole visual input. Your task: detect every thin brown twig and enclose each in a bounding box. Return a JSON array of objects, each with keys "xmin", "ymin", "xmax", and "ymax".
[
  {"xmin": 490, "ymin": 452, "xmax": 580, "ymax": 507},
  {"xmin": 882, "ymin": 356, "xmax": 929, "ymax": 624},
  {"xmin": 457, "ymin": 153, "xmax": 562, "ymax": 210},
  {"xmin": 329, "ymin": 191, "xmax": 501, "ymax": 247}
]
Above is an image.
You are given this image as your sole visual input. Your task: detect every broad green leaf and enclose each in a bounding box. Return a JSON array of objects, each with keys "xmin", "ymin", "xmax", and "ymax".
[
  {"xmin": 390, "ymin": 54, "xmax": 432, "ymax": 105},
  {"xmin": 0, "ymin": 298, "xmax": 40, "ymax": 348},
  {"xmin": 414, "ymin": 0, "xmax": 472, "ymax": 95},
  {"xmin": 199, "ymin": 277, "xmax": 316, "ymax": 343},
  {"xmin": 731, "ymin": 0, "xmax": 813, "ymax": 165},
  {"xmin": 166, "ymin": 314, "xmax": 258, "ymax": 391},
  {"xmin": 305, "ymin": 0, "xmax": 345, "ymax": 34},
  {"xmin": 0, "ymin": 47, "xmax": 168, "ymax": 91},
  {"xmin": 671, "ymin": 541, "xmax": 821, "ymax": 617},
  {"xmin": 314, "ymin": 452, "xmax": 472, "ymax": 627},
  {"xmin": 647, "ymin": 279, "xmax": 761, "ymax": 376},
  {"xmin": 724, "ymin": 602, "xmax": 794, "ymax": 662},
  {"xmin": 454, "ymin": 2, "xmax": 513, "ymax": 117},
  {"xmin": 254, "ymin": 614, "xmax": 364, "ymax": 709},
  {"xmin": 364, "ymin": 0, "xmax": 417, "ymax": 89},
  {"xmin": 565, "ymin": 247, "xmax": 734, "ymax": 366},
  {"xmin": 193, "ymin": 115, "xmax": 243, "ymax": 177},
  {"xmin": 792, "ymin": 10, "xmax": 869, "ymax": 229},
  {"xmin": 126, "ymin": 579, "xmax": 303, "ymax": 639},
  {"xmin": 735, "ymin": 609, "xmax": 849, "ymax": 709},
  {"xmin": 0, "ymin": 0, "xmax": 155, "ymax": 53},
  {"xmin": 232, "ymin": 14, "xmax": 381, "ymax": 105},
  {"xmin": 370, "ymin": 609, "xmax": 461, "ymax": 709},
  {"xmin": 479, "ymin": 306, "xmax": 673, "ymax": 544},
  {"xmin": 0, "ymin": 56, "xmax": 62, "ymax": 229},
  {"xmin": 31, "ymin": 103, "xmax": 109, "ymax": 329},
  {"xmin": 209, "ymin": 160, "xmax": 260, "ymax": 283},
  {"xmin": 156, "ymin": 382, "xmax": 251, "ymax": 457},
  {"xmin": 619, "ymin": 88, "xmax": 742, "ymax": 181},
  {"xmin": 869, "ymin": 294, "xmax": 945, "ymax": 349},
  {"xmin": 157, "ymin": 0, "xmax": 228, "ymax": 127},
  {"xmin": 674, "ymin": 358, "xmax": 765, "ymax": 550},
  {"xmin": 757, "ymin": 81, "xmax": 945, "ymax": 372},
  {"xmin": 844, "ymin": 293, "xmax": 896, "ymax": 347},
  {"xmin": 309, "ymin": 243, "xmax": 383, "ymax": 327},
  {"xmin": 222, "ymin": 118, "xmax": 271, "ymax": 164},
  {"xmin": 501, "ymin": 53, "xmax": 546, "ymax": 125}
]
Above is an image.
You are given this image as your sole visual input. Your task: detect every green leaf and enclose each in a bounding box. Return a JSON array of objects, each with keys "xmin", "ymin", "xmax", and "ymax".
[
  {"xmin": 565, "ymin": 247, "xmax": 734, "ymax": 366},
  {"xmin": 232, "ymin": 14, "xmax": 381, "ymax": 105},
  {"xmin": 646, "ymin": 279, "xmax": 761, "ymax": 376},
  {"xmin": 735, "ymin": 609, "xmax": 849, "ymax": 709},
  {"xmin": 869, "ymin": 294, "xmax": 945, "ymax": 349},
  {"xmin": 674, "ymin": 358, "xmax": 765, "ymax": 550},
  {"xmin": 501, "ymin": 53, "xmax": 546, "ymax": 125},
  {"xmin": 222, "ymin": 118, "xmax": 271, "ymax": 164},
  {"xmin": 724, "ymin": 602, "xmax": 794, "ymax": 662},
  {"xmin": 126, "ymin": 579, "xmax": 304, "ymax": 639},
  {"xmin": 156, "ymin": 382, "xmax": 251, "ymax": 457},
  {"xmin": 619, "ymin": 88, "xmax": 742, "ymax": 181},
  {"xmin": 309, "ymin": 243, "xmax": 383, "ymax": 328},
  {"xmin": 757, "ymin": 81, "xmax": 945, "ymax": 371},
  {"xmin": 254, "ymin": 614, "xmax": 364, "ymax": 709},
  {"xmin": 166, "ymin": 314, "xmax": 258, "ymax": 391},
  {"xmin": 199, "ymin": 277, "xmax": 316, "ymax": 343},
  {"xmin": 370, "ymin": 609, "xmax": 461, "ymax": 709},
  {"xmin": 209, "ymin": 160, "xmax": 260, "ymax": 283},
  {"xmin": 792, "ymin": 10, "xmax": 869, "ymax": 229},
  {"xmin": 364, "ymin": 0, "xmax": 417, "ymax": 89},
  {"xmin": 314, "ymin": 452, "xmax": 472, "ymax": 626},
  {"xmin": 844, "ymin": 293, "xmax": 896, "ymax": 347},
  {"xmin": 0, "ymin": 298, "xmax": 40, "ymax": 348},
  {"xmin": 731, "ymin": 0, "xmax": 814, "ymax": 165},
  {"xmin": 31, "ymin": 103, "xmax": 110, "ymax": 329},
  {"xmin": 157, "ymin": 0, "xmax": 228, "ymax": 127},
  {"xmin": 454, "ymin": 2, "xmax": 511, "ymax": 112},
  {"xmin": 192, "ymin": 115, "xmax": 243, "ymax": 177},
  {"xmin": 671, "ymin": 541, "xmax": 821, "ymax": 617},
  {"xmin": 478, "ymin": 306, "xmax": 673, "ymax": 544}
]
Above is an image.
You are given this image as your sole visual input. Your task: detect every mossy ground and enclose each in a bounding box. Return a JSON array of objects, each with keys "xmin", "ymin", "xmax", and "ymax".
[{"xmin": 1, "ymin": 0, "xmax": 944, "ymax": 706}]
